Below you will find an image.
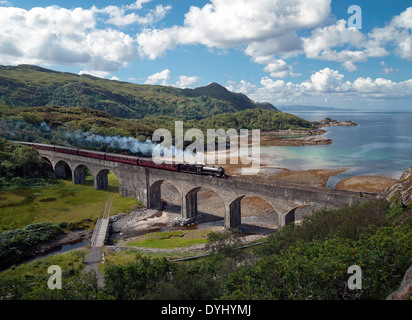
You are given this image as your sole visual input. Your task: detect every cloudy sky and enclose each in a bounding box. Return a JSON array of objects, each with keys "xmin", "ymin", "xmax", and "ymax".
[{"xmin": 1, "ymin": 0, "xmax": 412, "ymax": 110}]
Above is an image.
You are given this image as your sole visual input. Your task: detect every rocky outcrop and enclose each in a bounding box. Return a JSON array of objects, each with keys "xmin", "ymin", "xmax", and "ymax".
[
  {"xmin": 316, "ymin": 119, "xmax": 358, "ymax": 127},
  {"xmin": 387, "ymin": 265, "xmax": 412, "ymax": 300},
  {"xmin": 382, "ymin": 167, "xmax": 412, "ymax": 300},
  {"xmin": 264, "ymin": 128, "xmax": 327, "ymax": 136},
  {"xmin": 260, "ymin": 134, "xmax": 332, "ymax": 146},
  {"xmin": 381, "ymin": 167, "xmax": 412, "ymax": 207},
  {"xmin": 172, "ymin": 214, "xmax": 205, "ymax": 227},
  {"xmin": 259, "ymin": 119, "xmax": 358, "ymax": 147}
]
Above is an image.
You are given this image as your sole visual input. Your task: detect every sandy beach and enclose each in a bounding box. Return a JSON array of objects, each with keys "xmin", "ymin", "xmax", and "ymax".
[{"xmin": 335, "ymin": 175, "xmax": 397, "ymax": 193}]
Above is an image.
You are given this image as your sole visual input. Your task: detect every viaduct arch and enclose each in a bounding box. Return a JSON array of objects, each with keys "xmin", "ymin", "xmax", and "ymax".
[{"xmin": 37, "ymin": 149, "xmax": 377, "ymax": 229}]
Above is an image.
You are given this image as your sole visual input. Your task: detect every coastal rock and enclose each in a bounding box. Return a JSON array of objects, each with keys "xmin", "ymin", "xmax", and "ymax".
[
  {"xmin": 259, "ymin": 118, "xmax": 357, "ymax": 147},
  {"xmin": 387, "ymin": 265, "xmax": 412, "ymax": 300},
  {"xmin": 266, "ymin": 128, "xmax": 327, "ymax": 136},
  {"xmin": 299, "ymin": 136, "xmax": 332, "ymax": 145},
  {"xmin": 260, "ymin": 131, "xmax": 332, "ymax": 146},
  {"xmin": 381, "ymin": 167, "xmax": 412, "ymax": 207},
  {"xmin": 317, "ymin": 119, "xmax": 358, "ymax": 127}
]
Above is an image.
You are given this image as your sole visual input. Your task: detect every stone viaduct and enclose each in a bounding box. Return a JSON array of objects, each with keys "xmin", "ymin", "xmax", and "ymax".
[{"xmin": 37, "ymin": 149, "xmax": 377, "ymax": 229}]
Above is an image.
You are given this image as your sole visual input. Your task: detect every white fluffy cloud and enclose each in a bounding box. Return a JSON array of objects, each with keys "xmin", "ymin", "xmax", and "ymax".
[
  {"xmin": 302, "ymin": 19, "xmax": 382, "ymax": 71},
  {"xmin": 145, "ymin": 69, "xmax": 171, "ymax": 85},
  {"xmin": 368, "ymin": 7, "xmax": 412, "ymax": 60},
  {"xmin": 302, "ymin": 7, "xmax": 412, "ymax": 70},
  {"xmin": 145, "ymin": 69, "xmax": 199, "ymax": 88},
  {"xmin": 263, "ymin": 59, "xmax": 293, "ymax": 78},
  {"xmin": 0, "ymin": 5, "xmax": 138, "ymax": 74},
  {"xmin": 137, "ymin": 0, "xmax": 331, "ymax": 59},
  {"xmin": 232, "ymin": 68, "xmax": 412, "ymax": 104},
  {"xmin": 0, "ymin": 1, "xmax": 173, "ymax": 76},
  {"xmin": 136, "ymin": 0, "xmax": 332, "ymax": 79},
  {"xmin": 175, "ymin": 75, "xmax": 199, "ymax": 88},
  {"xmin": 96, "ymin": 3, "xmax": 171, "ymax": 27},
  {"xmin": 136, "ymin": 3, "xmax": 412, "ymax": 77}
]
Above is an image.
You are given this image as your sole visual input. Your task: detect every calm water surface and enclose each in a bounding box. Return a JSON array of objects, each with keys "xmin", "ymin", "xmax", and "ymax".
[{"xmin": 259, "ymin": 111, "xmax": 412, "ymax": 187}]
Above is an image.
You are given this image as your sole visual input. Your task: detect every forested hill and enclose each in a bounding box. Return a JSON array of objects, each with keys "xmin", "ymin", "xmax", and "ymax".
[{"xmin": 0, "ymin": 65, "xmax": 277, "ymax": 120}]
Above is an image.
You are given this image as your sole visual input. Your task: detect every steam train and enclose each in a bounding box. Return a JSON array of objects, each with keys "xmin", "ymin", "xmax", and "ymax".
[{"xmin": 16, "ymin": 141, "xmax": 228, "ymax": 178}]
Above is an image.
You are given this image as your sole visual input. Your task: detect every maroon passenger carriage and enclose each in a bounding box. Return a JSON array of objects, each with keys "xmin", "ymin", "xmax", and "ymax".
[
  {"xmin": 105, "ymin": 153, "xmax": 139, "ymax": 165},
  {"xmin": 78, "ymin": 149, "xmax": 105, "ymax": 160},
  {"xmin": 139, "ymin": 158, "xmax": 179, "ymax": 171},
  {"xmin": 55, "ymin": 146, "xmax": 78, "ymax": 155}
]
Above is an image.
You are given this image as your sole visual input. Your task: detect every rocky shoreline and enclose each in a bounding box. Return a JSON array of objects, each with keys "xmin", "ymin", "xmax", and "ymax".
[{"xmin": 260, "ymin": 119, "xmax": 357, "ymax": 146}]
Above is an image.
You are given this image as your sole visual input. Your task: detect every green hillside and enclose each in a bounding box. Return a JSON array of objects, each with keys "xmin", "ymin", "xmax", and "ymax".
[
  {"xmin": 0, "ymin": 64, "xmax": 320, "ymax": 153},
  {"xmin": 0, "ymin": 65, "xmax": 277, "ymax": 120}
]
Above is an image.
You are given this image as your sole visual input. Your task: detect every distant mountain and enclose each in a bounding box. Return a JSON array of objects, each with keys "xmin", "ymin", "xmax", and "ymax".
[
  {"xmin": 182, "ymin": 82, "xmax": 277, "ymax": 112},
  {"xmin": 0, "ymin": 65, "xmax": 277, "ymax": 120},
  {"xmin": 278, "ymin": 105, "xmax": 355, "ymax": 112}
]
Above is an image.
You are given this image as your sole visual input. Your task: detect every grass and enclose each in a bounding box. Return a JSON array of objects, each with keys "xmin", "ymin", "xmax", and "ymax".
[
  {"xmin": 0, "ymin": 173, "xmax": 143, "ymax": 232},
  {"xmin": 102, "ymin": 247, "xmax": 209, "ymax": 272},
  {"xmin": 125, "ymin": 229, "xmax": 211, "ymax": 249},
  {"xmin": 0, "ymin": 249, "xmax": 85, "ymax": 280}
]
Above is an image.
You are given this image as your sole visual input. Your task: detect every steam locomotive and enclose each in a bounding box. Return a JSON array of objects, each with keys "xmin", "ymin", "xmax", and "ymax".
[{"xmin": 16, "ymin": 141, "xmax": 228, "ymax": 178}]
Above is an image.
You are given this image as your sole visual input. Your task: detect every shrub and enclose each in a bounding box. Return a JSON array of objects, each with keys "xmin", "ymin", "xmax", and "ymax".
[
  {"xmin": 221, "ymin": 225, "xmax": 412, "ymax": 300},
  {"xmin": 103, "ymin": 255, "xmax": 174, "ymax": 300},
  {"xmin": 0, "ymin": 222, "xmax": 64, "ymax": 268},
  {"xmin": 258, "ymin": 199, "xmax": 390, "ymax": 256}
]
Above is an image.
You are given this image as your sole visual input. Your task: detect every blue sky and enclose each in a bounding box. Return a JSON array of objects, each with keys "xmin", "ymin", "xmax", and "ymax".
[{"xmin": 1, "ymin": 0, "xmax": 412, "ymax": 110}]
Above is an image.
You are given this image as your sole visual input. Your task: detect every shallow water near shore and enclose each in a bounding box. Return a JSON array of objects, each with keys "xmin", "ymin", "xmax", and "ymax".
[{"xmin": 260, "ymin": 111, "xmax": 412, "ymax": 187}]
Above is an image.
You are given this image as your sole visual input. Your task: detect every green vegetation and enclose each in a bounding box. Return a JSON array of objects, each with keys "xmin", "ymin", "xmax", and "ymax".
[
  {"xmin": 1, "ymin": 64, "xmax": 410, "ymax": 301},
  {"xmin": 0, "ymin": 106, "xmax": 155, "ymax": 148},
  {"xmin": 0, "ymin": 222, "xmax": 65, "ymax": 269},
  {"xmin": 125, "ymin": 229, "xmax": 211, "ymax": 249},
  {"xmin": 0, "ymin": 65, "xmax": 321, "ymax": 153},
  {"xmin": 219, "ymin": 200, "xmax": 412, "ymax": 300},
  {"xmin": 0, "ymin": 105, "xmax": 317, "ymax": 157},
  {"xmin": 0, "ymin": 172, "xmax": 141, "ymax": 232},
  {"xmin": 0, "ymin": 65, "xmax": 276, "ymax": 120},
  {"xmin": 0, "ymin": 138, "xmax": 142, "ymax": 269},
  {"xmin": 0, "ymin": 64, "xmax": 320, "ymax": 152},
  {"xmin": 0, "ymin": 249, "xmax": 84, "ymax": 281},
  {"xmin": 2, "ymin": 198, "xmax": 410, "ymax": 300},
  {"xmin": 194, "ymin": 108, "xmax": 315, "ymax": 131},
  {"xmin": 0, "ymin": 137, "xmax": 52, "ymax": 180}
]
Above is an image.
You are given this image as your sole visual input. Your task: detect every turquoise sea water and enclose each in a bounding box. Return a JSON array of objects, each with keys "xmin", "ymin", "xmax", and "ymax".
[{"xmin": 259, "ymin": 111, "xmax": 412, "ymax": 188}]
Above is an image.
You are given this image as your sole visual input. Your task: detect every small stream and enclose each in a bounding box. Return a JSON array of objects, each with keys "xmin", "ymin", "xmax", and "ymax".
[{"xmin": 35, "ymin": 240, "xmax": 89, "ymax": 260}]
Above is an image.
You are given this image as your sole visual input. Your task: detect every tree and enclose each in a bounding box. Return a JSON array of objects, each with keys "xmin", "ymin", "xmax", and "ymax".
[{"xmin": 1, "ymin": 145, "xmax": 50, "ymax": 178}]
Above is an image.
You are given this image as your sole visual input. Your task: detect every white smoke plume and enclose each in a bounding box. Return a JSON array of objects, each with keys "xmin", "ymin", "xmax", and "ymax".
[
  {"xmin": 66, "ymin": 130, "xmax": 205, "ymax": 164},
  {"xmin": 66, "ymin": 130, "xmax": 156, "ymax": 155}
]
